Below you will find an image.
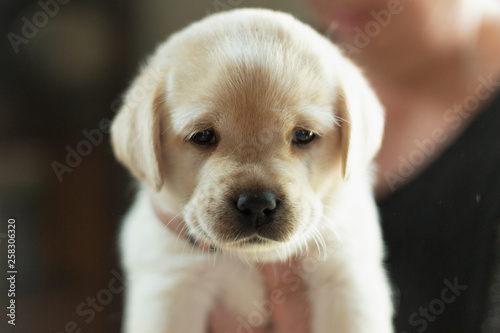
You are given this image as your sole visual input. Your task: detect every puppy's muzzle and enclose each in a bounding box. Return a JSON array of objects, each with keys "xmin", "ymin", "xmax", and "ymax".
[{"xmin": 234, "ymin": 191, "xmax": 279, "ymax": 229}]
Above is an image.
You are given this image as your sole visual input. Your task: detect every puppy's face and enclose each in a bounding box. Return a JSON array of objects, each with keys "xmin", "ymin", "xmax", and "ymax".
[
  {"xmin": 167, "ymin": 54, "xmax": 342, "ymax": 257},
  {"xmin": 111, "ymin": 9, "xmax": 384, "ymax": 260}
]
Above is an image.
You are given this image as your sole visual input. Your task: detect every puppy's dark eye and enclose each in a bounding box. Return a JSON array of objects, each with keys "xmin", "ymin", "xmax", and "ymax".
[
  {"xmin": 292, "ymin": 129, "xmax": 316, "ymax": 145},
  {"xmin": 191, "ymin": 130, "xmax": 216, "ymax": 145}
]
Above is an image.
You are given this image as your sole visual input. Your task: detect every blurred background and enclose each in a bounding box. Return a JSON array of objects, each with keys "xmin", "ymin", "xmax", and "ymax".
[{"xmin": 0, "ymin": 1, "xmax": 308, "ymax": 332}]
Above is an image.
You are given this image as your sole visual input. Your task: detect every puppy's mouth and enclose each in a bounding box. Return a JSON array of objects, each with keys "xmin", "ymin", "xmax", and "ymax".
[
  {"xmin": 228, "ymin": 234, "xmax": 271, "ymax": 246},
  {"xmin": 188, "ymin": 231, "xmax": 275, "ymax": 251}
]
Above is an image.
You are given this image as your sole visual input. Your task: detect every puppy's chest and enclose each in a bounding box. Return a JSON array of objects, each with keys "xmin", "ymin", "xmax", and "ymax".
[{"xmin": 199, "ymin": 259, "xmax": 268, "ymax": 319}]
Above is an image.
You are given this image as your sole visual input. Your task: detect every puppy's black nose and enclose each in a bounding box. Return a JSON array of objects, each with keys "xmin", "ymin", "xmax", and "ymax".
[{"xmin": 235, "ymin": 192, "xmax": 278, "ymax": 228}]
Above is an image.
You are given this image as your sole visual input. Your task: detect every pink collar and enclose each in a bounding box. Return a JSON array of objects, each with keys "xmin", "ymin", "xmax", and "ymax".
[{"xmin": 150, "ymin": 198, "xmax": 216, "ymax": 251}]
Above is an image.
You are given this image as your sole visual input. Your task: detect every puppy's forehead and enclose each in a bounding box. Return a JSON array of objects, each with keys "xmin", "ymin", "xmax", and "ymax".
[{"xmin": 166, "ymin": 16, "xmax": 339, "ymax": 134}]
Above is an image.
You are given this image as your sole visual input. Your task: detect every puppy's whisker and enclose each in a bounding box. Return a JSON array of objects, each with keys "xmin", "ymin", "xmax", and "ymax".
[
  {"xmin": 320, "ymin": 203, "xmax": 345, "ymax": 223},
  {"xmin": 318, "ymin": 217, "xmax": 344, "ymax": 249},
  {"xmin": 307, "ymin": 227, "xmax": 320, "ymax": 257},
  {"xmin": 184, "ymin": 224, "xmax": 201, "ymax": 256},
  {"xmin": 284, "ymin": 231, "xmax": 292, "ymax": 258},
  {"xmin": 313, "ymin": 227, "xmax": 328, "ymax": 261},
  {"xmin": 295, "ymin": 232, "xmax": 303, "ymax": 257},
  {"xmin": 297, "ymin": 238, "xmax": 303, "ymax": 257},
  {"xmin": 301, "ymin": 231, "xmax": 309, "ymax": 254},
  {"xmin": 312, "ymin": 227, "xmax": 326, "ymax": 260},
  {"xmin": 161, "ymin": 210, "xmax": 185, "ymax": 231},
  {"xmin": 292, "ymin": 241, "xmax": 298, "ymax": 258},
  {"xmin": 209, "ymin": 244, "xmax": 218, "ymax": 266},
  {"xmin": 309, "ymin": 229, "xmax": 322, "ymax": 257},
  {"xmin": 301, "ymin": 233, "xmax": 308, "ymax": 256},
  {"xmin": 175, "ymin": 223, "xmax": 190, "ymax": 252}
]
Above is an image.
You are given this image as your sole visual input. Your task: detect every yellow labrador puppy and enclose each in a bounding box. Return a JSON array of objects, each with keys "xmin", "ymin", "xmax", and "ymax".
[{"xmin": 111, "ymin": 8, "xmax": 393, "ymax": 333}]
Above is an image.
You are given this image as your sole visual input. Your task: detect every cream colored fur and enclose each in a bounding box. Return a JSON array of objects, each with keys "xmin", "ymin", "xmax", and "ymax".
[{"xmin": 111, "ymin": 8, "xmax": 393, "ymax": 333}]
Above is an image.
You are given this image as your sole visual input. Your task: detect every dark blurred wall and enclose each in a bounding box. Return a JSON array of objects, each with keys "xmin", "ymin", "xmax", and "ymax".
[{"xmin": 1, "ymin": 1, "xmax": 133, "ymax": 332}]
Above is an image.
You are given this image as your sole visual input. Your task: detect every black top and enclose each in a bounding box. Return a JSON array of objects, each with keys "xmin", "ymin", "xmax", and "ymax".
[{"xmin": 378, "ymin": 91, "xmax": 500, "ymax": 333}]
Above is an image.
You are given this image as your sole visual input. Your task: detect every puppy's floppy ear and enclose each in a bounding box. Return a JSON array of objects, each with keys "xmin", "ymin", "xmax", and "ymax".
[
  {"xmin": 111, "ymin": 70, "xmax": 166, "ymax": 191},
  {"xmin": 335, "ymin": 61, "xmax": 385, "ymax": 180}
]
